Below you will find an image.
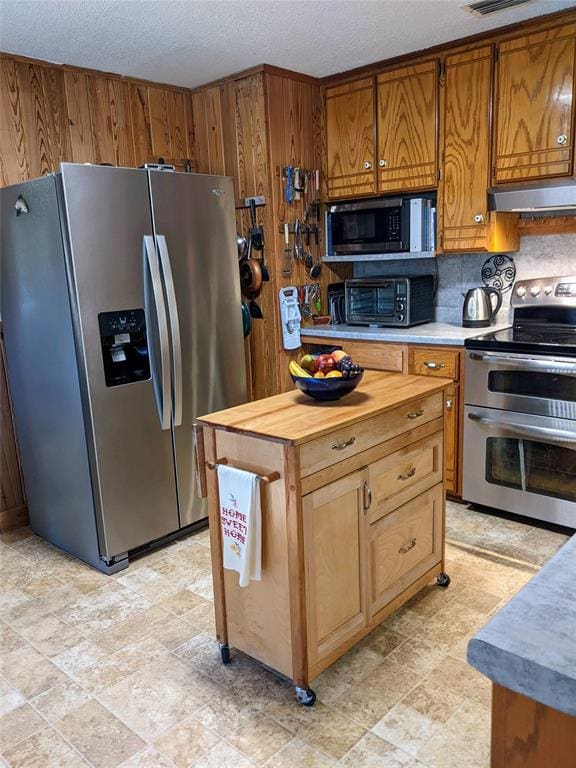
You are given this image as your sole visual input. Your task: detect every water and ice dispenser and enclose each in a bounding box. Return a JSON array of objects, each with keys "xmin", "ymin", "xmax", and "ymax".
[{"xmin": 98, "ymin": 309, "xmax": 150, "ymax": 387}]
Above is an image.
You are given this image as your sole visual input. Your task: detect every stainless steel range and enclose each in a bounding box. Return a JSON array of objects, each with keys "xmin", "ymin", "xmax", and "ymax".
[{"xmin": 463, "ymin": 276, "xmax": 576, "ymax": 528}]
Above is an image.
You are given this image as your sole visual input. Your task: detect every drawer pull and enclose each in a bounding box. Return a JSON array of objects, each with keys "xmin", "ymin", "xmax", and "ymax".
[
  {"xmin": 424, "ymin": 361, "xmax": 445, "ymax": 370},
  {"xmin": 363, "ymin": 481, "xmax": 372, "ymax": 512},
  {"xmin": 445, "ymin": 398, "xmax": 454, "ymax": 410},
  {"xmin": 399, "ymin": 537, "xmax": 417, "ymax": 554},
  {"xmin": 331, "ymin": 436, "xmax": 356, "ymax": 450},
  {"xmin": 397, "ymin": 467, "xmax": 416, "ymax": 481},
  {"xmin": 407, "ymin": 409, "xmax": 424, "ymax": 420}
]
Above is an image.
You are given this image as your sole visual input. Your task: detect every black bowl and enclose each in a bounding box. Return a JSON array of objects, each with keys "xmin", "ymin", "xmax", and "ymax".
[{"xmin": 291, "ymin": 370, "xmax": 364, "ymax": 401}]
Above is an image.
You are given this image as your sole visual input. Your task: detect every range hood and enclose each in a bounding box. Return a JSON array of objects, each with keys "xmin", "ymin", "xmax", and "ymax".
[{"xmin": 489, "ymin": 179, "xmax": 576, "ymax": 213}]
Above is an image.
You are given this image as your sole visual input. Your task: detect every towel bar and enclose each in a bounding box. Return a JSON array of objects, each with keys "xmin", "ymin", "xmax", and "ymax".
[{"xmin": 206, "ymin": 457, "xmax": 281, "ymax": 485}]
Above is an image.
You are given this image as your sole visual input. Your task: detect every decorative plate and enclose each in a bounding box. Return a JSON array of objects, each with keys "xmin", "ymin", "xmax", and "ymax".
[{"xmin": 481, "ymin": 254, "xmax": 516, "ymax": 294}]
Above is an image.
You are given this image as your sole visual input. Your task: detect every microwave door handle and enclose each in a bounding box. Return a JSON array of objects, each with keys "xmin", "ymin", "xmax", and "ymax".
[
  {"xmin": 467, "ymin": 412, "xmax": 576, "ymax": 448},
  {"xmin": 469, "ymin": 352, "xmax": 576, "ymax": 376},
  {"xmin": 156, "ymin": 234, "xmax": 183, "ymax": 428},
  {"xmin": 143, "ymin": 235, "xmax": 171, "ymax": 430}
]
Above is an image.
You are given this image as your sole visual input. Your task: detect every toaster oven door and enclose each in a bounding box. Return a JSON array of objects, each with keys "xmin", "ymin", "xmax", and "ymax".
[{"xmin": 346, "ymin": 282, "xmax": 398, "ymax": 324}]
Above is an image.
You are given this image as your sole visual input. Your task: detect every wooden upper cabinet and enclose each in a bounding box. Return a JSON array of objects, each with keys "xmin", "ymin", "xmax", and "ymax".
[
  {"xmin": 326, "ymin": 77, "xmax": 375, "ymax": 198},
  {"xmin": 441, "ymin": 46, "xmax": 518, "ymax": 253},
  {"xmin": 376, "ymin": 61, "xmax": 438, "ymax": 192},
  {"xmin": 493, "ymin": 23, "xmax": 576, "ymax": 183}
]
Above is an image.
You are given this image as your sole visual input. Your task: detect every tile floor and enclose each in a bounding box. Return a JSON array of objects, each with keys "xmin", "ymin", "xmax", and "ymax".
[{"xmin": 0, "ymin": 501, "xmax": 568, "ymax": 768}]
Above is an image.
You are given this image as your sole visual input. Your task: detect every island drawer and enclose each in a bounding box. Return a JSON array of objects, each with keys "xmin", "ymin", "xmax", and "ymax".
[
  {"xmin": 340, "ymin": 341, "xmax": 407, "ymax": 373},
  {"xmin": 299, "ymin": 392, "xmax": 443, "ymax": 477},
  {"xmin": 409, "ymin": 348, "xmax": 460, "ymax": 381},
  {"xmin": 367, "ymin": 431, "xmax": 443, "ymax": 524},
  {"xmin": 368, "ymin": 483, "xmax": 443, "ymax": 618}
]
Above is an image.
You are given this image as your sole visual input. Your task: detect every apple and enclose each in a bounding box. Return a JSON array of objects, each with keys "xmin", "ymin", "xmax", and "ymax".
[
  {"xmin": 300, "ymin": 354, "xmax": 316, "ymax": 372},
  {"xmin": 313, "ymin": 354, "xmax": 336, "ymax": 375}
]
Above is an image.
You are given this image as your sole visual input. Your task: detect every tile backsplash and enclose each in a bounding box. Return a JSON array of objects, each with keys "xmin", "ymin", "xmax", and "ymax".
[{"xmin": 352, "ymin": 234, "xmax": 576, "ymax": 324}]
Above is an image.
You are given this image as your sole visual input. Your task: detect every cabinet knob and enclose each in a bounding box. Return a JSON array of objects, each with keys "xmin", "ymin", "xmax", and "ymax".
[
  {"xmin": 397, "ymin": 467, "xmax": 417, "ymax": 481},
  {"xmin": 331, "ymin": 436, "xmax": 356, "ymax": 450},
  {"xmin": 557, "ymin": 134, "xmax": 568, "ymax": 145},
  {"xmin": 445, "ymin": 398, "xmax": 454, "ymax": 410},
  {"xmin": 398, "ymin": 537, "xmax": 417, "ymax": 554},
  {"xmin": 363, "ymin": 161, "xmax": 372, "ymax": 170},
  {"xmin": 407, "ymin": 409, "xmax": 424, "ymax": 420},
  {"xmin": 378, "ymin": 159, "xmax": 387, "ymax": 167},
  {"xmin": 474, "ymin": 214, "xmax": 484, "ymax": 224},
  {"xmin": 424, "ymin": 361, "xmax": 445, "ymax": 370}
]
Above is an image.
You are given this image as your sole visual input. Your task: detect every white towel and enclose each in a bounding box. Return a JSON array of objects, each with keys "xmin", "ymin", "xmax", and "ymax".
[{"xmin": 217, "ymin": 464, "xmax": 262, "ymax": 588}]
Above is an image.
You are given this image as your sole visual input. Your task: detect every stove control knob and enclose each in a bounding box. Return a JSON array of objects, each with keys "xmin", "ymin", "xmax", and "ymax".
[
  {"xmin": 544, "ymin": 285, "xmax": 553, "ymax": 295},
  {"xmin": 530, "ymin": 285, "xmax": 541, "ymax": 297},
  {"xmin": 516, "ymin": 286, "xmax": 526, "ymax": 298}
]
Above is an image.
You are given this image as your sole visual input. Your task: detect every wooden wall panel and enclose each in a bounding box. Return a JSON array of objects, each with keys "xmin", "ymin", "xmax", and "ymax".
[
  {"xmin": 41, "ymin": 67, "xmax": 71, "ymax": 168},
  {"xmin": 64, "ymin": 70, "xmax": 95, "ymax": 163},
  {"xmin": 265, "ymin": 72, "xmax": 350, "ymax": 392}
]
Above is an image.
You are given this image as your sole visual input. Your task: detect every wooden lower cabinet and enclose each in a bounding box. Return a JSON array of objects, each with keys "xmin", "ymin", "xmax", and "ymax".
[
  {"xmin": 368, "ymin": 484, "xmax": 443, "ymax": 618},
  {"xmin": 198, "ymin": 371, "xmax": 450, "ymax": 702},
  {"xmin": 303, "ymin": 471, "xmax": 367, "ymax": 671}
]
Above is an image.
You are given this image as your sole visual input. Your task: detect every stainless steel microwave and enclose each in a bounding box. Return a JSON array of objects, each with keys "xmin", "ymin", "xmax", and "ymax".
[
  {"xmin": 345, "ymin": 276, "xmax": 434, "ymax": 327},
  {"xmin": 326, "ymin": 197, "xmax": 435, "ymax": 256}
]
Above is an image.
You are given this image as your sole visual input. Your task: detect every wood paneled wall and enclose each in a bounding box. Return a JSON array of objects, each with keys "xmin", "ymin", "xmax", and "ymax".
[{"xmin": 0, "ymin": 54, "xmax": 194, "ymax": 187}]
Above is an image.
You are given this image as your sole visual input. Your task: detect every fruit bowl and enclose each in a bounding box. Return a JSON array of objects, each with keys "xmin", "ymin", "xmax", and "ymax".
[{"xmin": 290, "ymin": 370, "xmax": 364, "ymax": 401}]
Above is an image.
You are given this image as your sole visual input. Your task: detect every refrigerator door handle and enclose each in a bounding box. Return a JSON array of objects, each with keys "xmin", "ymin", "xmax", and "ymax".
[
  {"xmin": 143, "ymin": 235, "xmax": 171, "ymax": 430},
  {"xmin": 156, "ymin": 234, "xmax": 183, "ymax": 427}
]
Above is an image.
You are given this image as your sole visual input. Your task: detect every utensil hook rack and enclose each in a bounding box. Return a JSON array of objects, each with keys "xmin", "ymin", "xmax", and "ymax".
[{"xmin": 206, "ymin": 457, "xmax": 280, "ymax": 485}]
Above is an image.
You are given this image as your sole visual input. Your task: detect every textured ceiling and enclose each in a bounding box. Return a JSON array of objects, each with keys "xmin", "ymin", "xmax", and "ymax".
[{"xmin": 1, "ymin": 0, "xmax": 576, "ymax": 88}]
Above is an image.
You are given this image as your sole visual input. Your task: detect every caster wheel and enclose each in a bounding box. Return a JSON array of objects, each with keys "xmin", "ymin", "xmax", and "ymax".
[
  {"xmin": 437, "ymin": 572, "xmax": 451, "ymax": 588},
  {"xmin": 220, "ymin": 643, "xmax": 231, "ymax": 665},
  {"xmin": 295, "ymin": 686, "xmax": 316, "ymax": 707}
]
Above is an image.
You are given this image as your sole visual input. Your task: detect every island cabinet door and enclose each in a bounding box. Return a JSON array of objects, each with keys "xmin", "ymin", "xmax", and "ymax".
[
  {"xmin": 303, "ymin": 469, "xmax": 368, "ymax": 673},
  {"xmin": 366, "ymin": 483, "xmax": 443, "ymax": 619}
]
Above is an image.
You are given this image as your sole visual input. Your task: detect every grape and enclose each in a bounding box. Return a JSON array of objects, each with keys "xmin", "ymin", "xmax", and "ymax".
[{"xmin": 336, "ymin": 356, "xmax": 362, "ymax": 379}]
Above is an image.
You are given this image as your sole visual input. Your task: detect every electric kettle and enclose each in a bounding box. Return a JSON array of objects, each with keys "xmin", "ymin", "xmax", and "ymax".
[{"xmin": 462, "ymin": 287, "xmax": 502, "ymax": 328}]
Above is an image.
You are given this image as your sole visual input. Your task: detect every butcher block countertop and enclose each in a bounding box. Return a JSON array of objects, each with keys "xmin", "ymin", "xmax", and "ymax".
[{"xmin": 198, "ymin": 370, "xmax": 450, "ymax": 444}]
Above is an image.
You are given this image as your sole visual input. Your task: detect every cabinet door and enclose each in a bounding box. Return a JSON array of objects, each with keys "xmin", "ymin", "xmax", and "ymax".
[
  {"xmin": 326, "ymin": 78, "xmax": 375, "ymax": 198},
  {"xmin": 376, "ymin": 61, "xmax": 438, "ymax": 192},
  {"xmin": 367, "ymin": 484, "xmax": 443, "ymax": 619},
  {"xmin": 493, "ymin": 23, "xmax": 576, "ymax": 183},
  {"xmin": 303, "ymin": 470, "xmax": 367, "ymax": 671},
  {"xmin": 441, "ymin": 47, "xmax": 492, "ymax": 252},
  {"xmin": 444, "ymin": 383, "xmax": 458, "ymax": 496}
]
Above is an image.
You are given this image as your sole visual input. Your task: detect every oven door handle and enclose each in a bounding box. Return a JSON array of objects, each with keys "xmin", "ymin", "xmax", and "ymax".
[
  {"xmin": 468, "ymin": 412, "xmax": 576, "ymax": 447},
  {"xmin": 469, "ymin": 352, "xmax": 576, "ymax": 375}
]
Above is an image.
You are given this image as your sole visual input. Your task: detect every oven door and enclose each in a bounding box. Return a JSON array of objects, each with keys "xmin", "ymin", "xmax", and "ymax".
[
  {"xmin": 463, "ymin": 405, "xmax": 576, "ymax": 528},
  {"xmin": 465, "ymin": 351, "xmax": 576, "ymax": 419},
  {"xmin": 346, "ymin": 281, "xmax": 397, "ymax": 325},
  {"xmin": 329, "ymin": 199, "xmax": 410, "ymax": 254}
]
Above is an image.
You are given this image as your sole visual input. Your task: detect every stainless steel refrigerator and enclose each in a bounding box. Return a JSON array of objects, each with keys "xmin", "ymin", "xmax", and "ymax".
[{"xmin": 1, "ymin": 164, "xmax": 247, "ymax": 572}]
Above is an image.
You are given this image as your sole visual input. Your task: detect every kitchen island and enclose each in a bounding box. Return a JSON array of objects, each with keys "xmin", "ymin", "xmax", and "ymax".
[
  {"xmin": 198, "ymin": 370, "xmax": 452, "ymax": 705},
  {"xmin": 468, "ymin": 533, "xmax": 576, "ymax": 767}
]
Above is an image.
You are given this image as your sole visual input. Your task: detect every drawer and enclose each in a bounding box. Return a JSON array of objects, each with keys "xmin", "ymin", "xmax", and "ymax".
[
  {"xmin": 367, "ymin": 431, "xmax": 443, "ymax": 524},
  {"xmin": 299, "ymin": 392, "xmax": 443, "ymax": 478},
  {"xmin": 410, "ymin": 348, "xmax": 460, "ymax": 381},
  {"xmin": 343, "ymin": 341, "xmax": 407, "ymax": 373},
  {"xmin": 368, "ymin": 483, "xmax": 443, "ymax": 617}
]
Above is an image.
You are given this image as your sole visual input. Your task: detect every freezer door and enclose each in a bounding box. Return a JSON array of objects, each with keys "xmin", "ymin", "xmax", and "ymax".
[
  {"xmin": 148, "ymin": 171, "xmax": 247, "ymax": 526},
  {"xmin": 60, "ymin": 164, "xmax": 179, "ymax": 559}
]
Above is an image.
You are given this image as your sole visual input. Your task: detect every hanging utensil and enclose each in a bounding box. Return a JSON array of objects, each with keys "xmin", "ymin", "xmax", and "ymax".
[
  {"xmin": 249, "ymin": 300, "xmax": 263, "ymax": 319},
  {"xmin": 241, "ymin": 301, "xmax": 252, "ymax": 338},
  {"xmin": 284, "ymin": 166, "xmax": 294, "ymax": 205},
  {"xmin": 294, "ymin": 219, "xmax": 303, "ymax": 262},
  {"xmin": 304, "ymin": 224, "xmax": 313, "ymax": 272},
  {"xmin": 309, "ymin": 224, "xmax": 322, "ymax": 279},
  {"xmin": 237, "ymin": 233, "xmax": 248, "ymax": 262},
  {"xmin": 282, "ymin": 223, "xmax": 292, "ymax": 277}
]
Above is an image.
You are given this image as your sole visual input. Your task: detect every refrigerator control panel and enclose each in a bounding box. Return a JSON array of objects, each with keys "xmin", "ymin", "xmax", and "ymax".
[{"xmin": 98, "ymin": 309, "xmax": 151, "ymax": 387}]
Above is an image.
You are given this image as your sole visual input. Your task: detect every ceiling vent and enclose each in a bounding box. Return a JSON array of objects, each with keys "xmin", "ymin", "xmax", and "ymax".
[{"xmin": 462, "ymin": 0, "xmax": 535, "ymax": 16}]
